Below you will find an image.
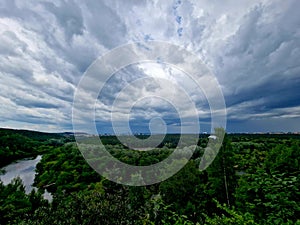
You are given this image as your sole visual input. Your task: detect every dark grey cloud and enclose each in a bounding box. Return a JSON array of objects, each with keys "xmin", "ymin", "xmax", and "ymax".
[
  {"xmin": 82, "ymin": 0, "xmax": 127, "ymax": 48},
  {"xmin": 97, "ymin": 65, "xmax": 147, "ymax": 106},
  {"xmin": 205, "ymin": 1, "xmax": 300, "ymax": 129},
  {"xmin": 43, "ymin": 0, "xmax": 84, "ymax": 41},
  {"xmin": 14, "ymin": 99, "xmax": 60, "ymax": 109}
]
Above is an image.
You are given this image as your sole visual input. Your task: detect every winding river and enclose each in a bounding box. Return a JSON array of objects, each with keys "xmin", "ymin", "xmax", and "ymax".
[{"xmin": 0, "ymin": 155, "xmax": 52, "ymax": 201}]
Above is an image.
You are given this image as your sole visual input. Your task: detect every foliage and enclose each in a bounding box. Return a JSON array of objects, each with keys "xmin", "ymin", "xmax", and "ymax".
[
  {"xmin": 0, "ymin": 128, "xmax": 72, "ymax": 167},
  {"xmin": 203, "ymin": 200, "xmax": 257, "ymax": 225},
  {"xmin": 34, "ymin": 143, "xmax": 102, "ymax": 193},
  {"xmin": 0, "ymin": 129, "xmax": 300, "ymax": 224},
  {"xmin": 235, "ymin": 142, "xmax": 300, "ymax": 224},
  {"xmin": 0, "ymin": 178, "xmax": 48, "ymax": 225},
  {"xmin": 158, "ymin": 160, "xmax": 208, "ymax": 222},
  {"xmin": 205, "ymin": 132, "xmax": 237, "ymax": 209}
]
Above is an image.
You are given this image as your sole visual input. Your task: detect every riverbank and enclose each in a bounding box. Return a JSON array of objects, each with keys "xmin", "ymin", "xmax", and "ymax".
[{"xmin": 0, "ymin": 155, "xmax": 42, "ymax": 192}]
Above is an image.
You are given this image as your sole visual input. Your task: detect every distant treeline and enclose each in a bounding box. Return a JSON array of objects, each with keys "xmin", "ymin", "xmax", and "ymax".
[{"xmin": 0, "ymin": 128, "xmax": 74, "ymax": 167}]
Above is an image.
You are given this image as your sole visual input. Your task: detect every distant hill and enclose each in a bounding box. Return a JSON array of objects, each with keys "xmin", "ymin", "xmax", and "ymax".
[{"xmin": 0, "ymin": 128, "xmax": 65, "ymax": 141}]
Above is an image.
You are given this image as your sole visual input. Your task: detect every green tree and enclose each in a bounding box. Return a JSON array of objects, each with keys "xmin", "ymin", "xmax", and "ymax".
[
  {"xmin": 159, "ymin": 160, "xmax": 208, "ymax": 222},
  {"xmin": 235, "ymin": 142, "xmax": 300, "ymax": 224},
  {"xmin": 0, "ymin": 177, "xmax": 47, "ymax": 224},
  {"xmin": 205, "ymin": 129, "xmax": 237, "ymax": 209}
]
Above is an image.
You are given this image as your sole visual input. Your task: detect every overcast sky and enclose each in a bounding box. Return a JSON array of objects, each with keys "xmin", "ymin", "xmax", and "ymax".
[{"xmin": 0, "ymin": 0, "xmax": 299, "ymax": 134}]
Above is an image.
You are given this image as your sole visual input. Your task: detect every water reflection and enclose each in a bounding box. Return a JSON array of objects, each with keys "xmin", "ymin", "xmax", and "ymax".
[{"xmin": 0, "ymin": 155, "xmax": 52, "ymax": 201}]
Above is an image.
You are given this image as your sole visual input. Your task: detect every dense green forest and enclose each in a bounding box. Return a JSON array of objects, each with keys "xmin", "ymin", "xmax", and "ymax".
[
  {"xmin": 0, "ymin": 128, "xmax": 74, "ymax": 168},
  {"xmin": 0, "ymin": 129, "xmax": 299, "ymax": 224}
]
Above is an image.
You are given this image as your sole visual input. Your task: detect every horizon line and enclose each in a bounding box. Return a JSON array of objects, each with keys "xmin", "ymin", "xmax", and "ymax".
[{"xmin": 1, "ymin": 127, "xmax": 300, "ymax": 136}]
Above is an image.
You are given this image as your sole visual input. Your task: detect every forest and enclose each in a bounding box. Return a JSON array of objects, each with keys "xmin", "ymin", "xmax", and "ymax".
[{"xmin": 0, "ymin": 128, "xmax": 299, "ymax": 224}]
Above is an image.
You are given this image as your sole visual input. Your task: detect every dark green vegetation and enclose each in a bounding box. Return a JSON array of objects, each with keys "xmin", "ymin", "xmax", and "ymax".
[
  {"xmin": 0, "ymin": 128, "xmax": 74, "ymax": 168},
  {"xmin": 0, "ymin": 128, "xmax": 299, "ymax": 224}
]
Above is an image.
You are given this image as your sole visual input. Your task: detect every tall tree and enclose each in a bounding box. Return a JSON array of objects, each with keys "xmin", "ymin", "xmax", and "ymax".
[{"xmin": 205, "ymin": 128, "xmax": 237, "ymax": 208}]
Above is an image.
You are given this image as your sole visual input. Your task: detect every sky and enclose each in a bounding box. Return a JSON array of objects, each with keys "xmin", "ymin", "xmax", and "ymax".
[{"xmin": 0, "ymin": 0, "xmax": 300, "ymax": 134}]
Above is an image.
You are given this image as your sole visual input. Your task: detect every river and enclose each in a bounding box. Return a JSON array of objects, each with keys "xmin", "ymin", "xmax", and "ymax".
[{"xmin": 0, "ymin": 155, "xmax": 52, "ymax": 201}]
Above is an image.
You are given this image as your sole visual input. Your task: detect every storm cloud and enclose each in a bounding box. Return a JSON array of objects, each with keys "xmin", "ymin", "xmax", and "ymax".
[{"xmin": 0, "ymin": 0, "xmax": 299, "ymax": 133}]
